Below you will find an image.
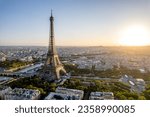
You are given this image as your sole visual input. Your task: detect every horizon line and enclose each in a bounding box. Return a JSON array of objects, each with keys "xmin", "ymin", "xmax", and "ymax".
[{"xmin": 1, "ymin": 45, "xmax": 150, "ymax": 47}]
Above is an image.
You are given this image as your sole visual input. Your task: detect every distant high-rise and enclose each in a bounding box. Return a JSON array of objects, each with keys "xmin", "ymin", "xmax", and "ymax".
[{"xmin": 42, "ymin": 11, "xmax": 66, "ymax": 81}]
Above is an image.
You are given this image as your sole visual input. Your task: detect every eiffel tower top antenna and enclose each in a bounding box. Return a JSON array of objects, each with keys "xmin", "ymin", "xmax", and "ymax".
[{"xmin": 51, "ymin": 9, "xmax": 53, "ymax": 16}]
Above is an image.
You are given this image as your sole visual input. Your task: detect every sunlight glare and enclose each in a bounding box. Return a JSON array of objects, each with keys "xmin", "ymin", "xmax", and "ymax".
[{"xmin": 119, "ymin": 25, "xmax": 150, "ymax": 46}]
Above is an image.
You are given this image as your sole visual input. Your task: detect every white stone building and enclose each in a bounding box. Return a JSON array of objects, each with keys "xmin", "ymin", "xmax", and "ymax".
[
  {"xmin": 89, "ymin": 92, "xmax": 114, "ymax": 100},
  {"xmin": 45, "ymin": 87, "xmax": 84, "ymax": 100},
  {"xmin": 4, "ymin": 88, "xmax": 40, "ymax": 100}
]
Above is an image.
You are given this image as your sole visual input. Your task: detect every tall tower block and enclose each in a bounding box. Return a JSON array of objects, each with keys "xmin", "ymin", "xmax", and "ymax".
[{"xmin": 42, "ymin": 11, "xmax": 66, "ymax": 81}]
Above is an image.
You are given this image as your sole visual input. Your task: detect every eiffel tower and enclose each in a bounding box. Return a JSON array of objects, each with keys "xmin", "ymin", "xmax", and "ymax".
[{"xmin": 42, "ymin": 11, "xmax": 66, "ymax": 81}]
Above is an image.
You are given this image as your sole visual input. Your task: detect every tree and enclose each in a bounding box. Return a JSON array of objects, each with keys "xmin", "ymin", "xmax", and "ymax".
[
  {"xmin": 49, "ymin": 83, "xmax": 57, "ymax": 92},
  {"xmin": 138, "ymin": 96, "xmax": 146, "ymax": 100},
  {"xmin": 26, "ymin": 85, "xmax": 46, "ymax": 95},
  {"xmin": 128, "ymin": 97, "xmax": 134, "ymax": 100},
  {"xmin": 143, "ymin": 90, "xmax": 150, "ymax": 100},
  {"xmin": 115, "ymin": 92, "xmax": 127, "ymax": 100}
]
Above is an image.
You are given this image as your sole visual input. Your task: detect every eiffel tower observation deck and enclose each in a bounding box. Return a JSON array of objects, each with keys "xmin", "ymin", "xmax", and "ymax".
[{"xmin": 42, "ymin": 11, "xmax": 67, "ymax": 81}]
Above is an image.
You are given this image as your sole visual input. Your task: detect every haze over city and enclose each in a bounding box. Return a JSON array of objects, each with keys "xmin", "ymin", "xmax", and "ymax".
[{"xmin": 0, "ymin": 0, "xmax": 150, "ymax": 46}]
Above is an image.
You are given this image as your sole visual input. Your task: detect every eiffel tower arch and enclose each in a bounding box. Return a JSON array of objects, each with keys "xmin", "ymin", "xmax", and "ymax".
[{"xmin": 41, "ymin": 11, "xmax": 66, "ymax": 81}]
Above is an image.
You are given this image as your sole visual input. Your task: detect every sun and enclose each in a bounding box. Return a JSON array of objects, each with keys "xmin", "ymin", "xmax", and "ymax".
[{"xmin": 119, "ymin": 25, "xmax": 150, "ymax": 46}]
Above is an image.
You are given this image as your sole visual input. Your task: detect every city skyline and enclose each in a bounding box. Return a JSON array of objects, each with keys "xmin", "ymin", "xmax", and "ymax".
[{"xmin": 0, "ymin": 0, "xmax": 150, "ymax": 46}]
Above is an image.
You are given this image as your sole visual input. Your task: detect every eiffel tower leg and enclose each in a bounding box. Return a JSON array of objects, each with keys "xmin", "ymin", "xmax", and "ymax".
[
  {"xmin": 61, "ymin": 68, "xmax": 66, "ymax": 74},
  {"xmin": 56, "ymin": 69, "xmax": 60, "ymax": 80}
]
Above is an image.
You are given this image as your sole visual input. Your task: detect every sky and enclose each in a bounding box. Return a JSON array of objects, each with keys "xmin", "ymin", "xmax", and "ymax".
[{"xmin": 0, "ymin": 0, "xmax": 150, "ymax": 46}]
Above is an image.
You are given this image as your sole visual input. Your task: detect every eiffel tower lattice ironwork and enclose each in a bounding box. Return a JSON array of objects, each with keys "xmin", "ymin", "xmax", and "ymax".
[{"xmin": 42, "ymin": 11, "xmax": 66, "ymax": 81}]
